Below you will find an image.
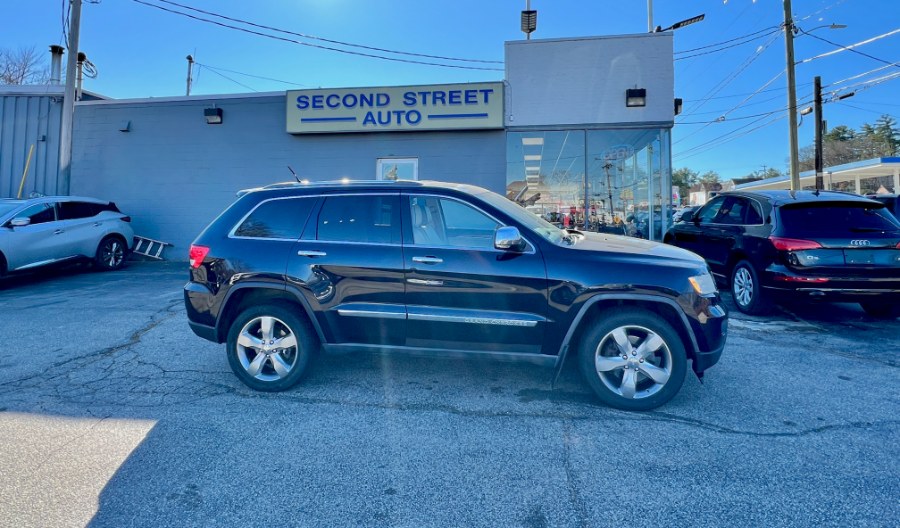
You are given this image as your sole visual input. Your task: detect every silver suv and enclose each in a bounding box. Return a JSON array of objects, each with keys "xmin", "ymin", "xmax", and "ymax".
[{"xmin": 0, "ymin": 196, "xmax": 134, "ymax": 277}]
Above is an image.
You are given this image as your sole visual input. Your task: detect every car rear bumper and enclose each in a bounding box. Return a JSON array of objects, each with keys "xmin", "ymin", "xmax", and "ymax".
[
  {"xmin": 184, "ymin": 281, "xmax": 219, "ymax": 341},
  {"xmin": 762, "ymin": 266, "xmax": 900, "ymax": 302}
]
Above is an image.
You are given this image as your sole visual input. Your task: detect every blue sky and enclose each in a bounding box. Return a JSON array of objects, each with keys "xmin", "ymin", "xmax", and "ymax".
[{"xmin": 3, "ymin": 0, "xmax": 899, "ymax": 180}]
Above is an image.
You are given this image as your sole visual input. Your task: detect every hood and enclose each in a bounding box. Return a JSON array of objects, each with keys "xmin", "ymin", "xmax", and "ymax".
[{"xmin": 564, "ymin": 232, "xmax": 705, "ymax": 265}]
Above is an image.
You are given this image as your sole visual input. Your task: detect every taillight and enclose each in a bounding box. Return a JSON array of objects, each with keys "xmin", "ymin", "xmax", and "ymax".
[
  {"xmin": 189, "ymin": 245, "xmax": 210, "ymax": 269},
  {"xmin": 120, "ymin": 216, "xmax": 131, "ymax": 222},
  {"xmin": 773, "ymin": 276, "xmax": 829, "ymax": 283},
  {"xmin": 769, "ymin": 236, "xmax": 822, "ymax": 251}
]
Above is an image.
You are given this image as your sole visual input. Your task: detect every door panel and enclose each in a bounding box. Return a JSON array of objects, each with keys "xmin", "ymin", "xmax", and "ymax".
[
  {"xmin": 403, "ymin": 194, "xmax": 548, "ymax": 354},
  {"xmin": 5, "ymin": 203, "xmax": 60, "ymax": 270},
  {"xmin": 286, "ymin": 194, "xmax": 406, "ymax": 346}
]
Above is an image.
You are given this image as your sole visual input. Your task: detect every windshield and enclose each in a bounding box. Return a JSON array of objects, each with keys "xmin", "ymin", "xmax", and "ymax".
[
  {"xmin": 0, "ymin": 201, "xmax": 24, "ymax": 219},
  {"xmin": 475, "ymin": 190, "xmax": 566, "ymax": 245}
]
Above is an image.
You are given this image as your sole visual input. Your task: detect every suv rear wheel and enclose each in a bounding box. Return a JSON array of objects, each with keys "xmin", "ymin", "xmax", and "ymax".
[
  {"xmin": 731, "ymin": 260, "xmax": 770, "ymax": 315},
  {"xmin": 578, "ymin": 309, "xmax": 687, "ymax": 411},
  {"xmin": 226, "ymin": 304, "xmax": 314, "ymax": 391}
]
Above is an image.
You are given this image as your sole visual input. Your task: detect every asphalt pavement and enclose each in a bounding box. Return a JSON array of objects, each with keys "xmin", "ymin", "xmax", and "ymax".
[{"xmin": 0, "ymin": 261, "xmax": 897, "ymax": 527}]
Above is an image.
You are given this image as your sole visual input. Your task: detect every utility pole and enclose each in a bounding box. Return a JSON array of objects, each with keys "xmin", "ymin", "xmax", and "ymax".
[
  {"xmin": 58, "ymin": 0, "xmax": 82, "ymax": 196},
  {"xmin": 814, "ymin": 75, "xmax": 823, "ymax": 191},
  {"xmin": 647, "ymin": 0, "xmax": 654, "ymax": 32},
  {"xmin": 186, "ymin": 54, "xmax": 194, "ymax": 96},
  {"xmin": 783, "ymin": 0, "xmax": 801, "ymax": 191}
]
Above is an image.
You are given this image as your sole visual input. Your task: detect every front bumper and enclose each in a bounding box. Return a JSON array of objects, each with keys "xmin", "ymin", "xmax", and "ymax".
[{"xmin": 686, "ymin": 296, "xmax": 727, "ymax": 375}]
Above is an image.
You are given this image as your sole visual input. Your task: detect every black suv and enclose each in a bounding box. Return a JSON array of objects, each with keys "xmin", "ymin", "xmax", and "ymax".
[
  {"xmin": 185, "ymin": 181, "xmax": 726, "ymax": 411},
  {"xmin": 665, "ymin": 190, "xmax": 900, "ymax": 318}
]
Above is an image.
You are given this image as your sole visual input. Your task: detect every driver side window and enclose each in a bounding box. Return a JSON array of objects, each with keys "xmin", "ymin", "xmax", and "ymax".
[
  {"xmin": 696, "ymin": 197, "xmax": 725, "ymax": 224},
  {"xmin": 16, "ymin": 203, "xmax": 57, "ymax": 225}
]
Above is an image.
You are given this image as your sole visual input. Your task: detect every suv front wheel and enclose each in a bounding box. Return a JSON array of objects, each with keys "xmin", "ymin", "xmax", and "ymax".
[
  {"xmin": 226, "ymin": 304, "xmax": 315, "ymax": 391},
  {"xmin": 578, "ymin": 309, "xmax": 687, "ymax": 411}
]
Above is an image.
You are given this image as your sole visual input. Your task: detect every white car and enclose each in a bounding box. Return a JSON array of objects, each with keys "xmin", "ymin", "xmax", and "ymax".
[{"xmin": 0, "ymin": 196, "xmax": 134, "ymax": 277}]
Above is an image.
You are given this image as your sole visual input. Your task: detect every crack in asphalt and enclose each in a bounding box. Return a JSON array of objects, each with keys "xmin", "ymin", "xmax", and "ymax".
[
  {"xmin": 0, "ymin": 298, "xmax": 182, "ymax": 392},
  {"xmin": 562, "ymin": 419, "xmax": 589, "ymax": 528}
]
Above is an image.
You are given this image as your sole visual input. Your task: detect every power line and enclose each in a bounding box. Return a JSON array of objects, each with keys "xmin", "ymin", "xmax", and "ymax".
[
  {"xmin": 197, "ymin": 64, "xmax": 259, "ymax": 92},
  {"xmin": 827, "ymin": 61, "xmax": 900, "ymax": 86},
  {"xmin": 675, "ymin": 25, "xmax": 781, "ymax": 55},
  {"xmin": 131, "ymin": 0, "xmax": 503, "ymax": 71},
  {"xmin": 152, "ymin": 0, "xmax": 502, "ymax": 65},
  {"xmin": 675, "ymin": 28, "xmax": 781, "ymax": 61},
  {"xmin": 675, "ymin": 31, "xmax": 782, "ymax": 127},
  {"xmin": 799, "ymin": 30, "xmax": 900, "ymax": 70},
  {"xmin": 796, "ymin": 27, "xmax": 900, "ymax": 66},
  {"xmin": 195, "ymin": 62, "xmax": 307, "ymax": 87}
]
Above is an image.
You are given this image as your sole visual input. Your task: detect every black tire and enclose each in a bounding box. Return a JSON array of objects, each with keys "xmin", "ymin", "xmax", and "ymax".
[
  {"xmin": 94, "ymin": 235, "xmax": 128, "ymax": 271},
  {"xmin": 730, "ymin": 260, "xmax": 770, "ymax": 315},
  {"xmin": 859, "ymin": 301, "xmax": 900, "ymax": 319},
  {"xmin": 577, "ymin": 308, "xmax": 687, "ymax": 411},
  {"xmin": 226, "ymin": 304, "xmax": 314, "ymax": 392}
]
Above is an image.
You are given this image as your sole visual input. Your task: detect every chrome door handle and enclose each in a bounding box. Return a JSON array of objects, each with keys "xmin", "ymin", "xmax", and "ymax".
[
  {"xmin": 412, "ymin": 256, "xmax": 443, "ymax": 265},
  {"xmin": 297, "ymin": 250, "xmax": 327, "ymax": 257},
  {"xmin": 408, "ymin": 278, "xmax": 443, "ymax": 286},
  {"xmin": 53, "ymin": 229, "xmax": 64, "ymax": 235},
  {"xmin": 93, "ymin": 222, "xmax": 102, "ymax": 227}
]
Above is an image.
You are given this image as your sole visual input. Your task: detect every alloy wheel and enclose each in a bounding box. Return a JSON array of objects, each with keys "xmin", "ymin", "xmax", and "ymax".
[
  {"xmin": 594, "ymin": 325, "xmax": 672, "ymax": 400},
  {"xmin": 733, "ymin": 267, "xmax": 754, "ymax": 307},
  {"xmin": 236, "ymin": 316, "xmax": 299, "ymax": 382},
  {"xmin": 101, "ymin": 239, "xmax": 125, "ymax": 268}
]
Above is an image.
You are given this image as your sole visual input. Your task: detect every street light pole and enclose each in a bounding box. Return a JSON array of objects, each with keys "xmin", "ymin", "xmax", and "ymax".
[{"xmin": 783, "ymin": 0, "xmax": 801, "ymax": 191}]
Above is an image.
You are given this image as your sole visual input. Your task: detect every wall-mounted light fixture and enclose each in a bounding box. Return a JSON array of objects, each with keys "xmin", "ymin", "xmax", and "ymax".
[
  {"xmin": 626, "ymin": 88, "xmax": 647, "ymax": 108},
  {"xmin": 674, "ymin": 98, "xmax": 683, "ymax": 116},
  {"xmin": 204, "ymin": 107, "xmax": 223, "ymax": 125}
]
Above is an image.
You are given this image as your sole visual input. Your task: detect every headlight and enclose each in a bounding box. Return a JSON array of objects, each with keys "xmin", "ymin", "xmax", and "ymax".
[{"xmin": 689, "ymin": 273, "xmax": 717, "ymax": 296}]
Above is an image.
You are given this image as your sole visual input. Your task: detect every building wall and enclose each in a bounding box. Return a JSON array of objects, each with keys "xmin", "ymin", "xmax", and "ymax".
[
  {"xmin": 0, "ymin": 88, "xmax": 63, "ymax": 198},
  {"xmin": 71, "ymin": 94, "xmax": 505, "ymax": 252},
  {"xmin": 505, "ymin": 33, "xmax": 674, "ymax": 128}
]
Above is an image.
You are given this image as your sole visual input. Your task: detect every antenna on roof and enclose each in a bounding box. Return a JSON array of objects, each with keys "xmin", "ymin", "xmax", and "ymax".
[{"xmin": 288, "ymin": 165, "xmax": 300, "ymax": 183}]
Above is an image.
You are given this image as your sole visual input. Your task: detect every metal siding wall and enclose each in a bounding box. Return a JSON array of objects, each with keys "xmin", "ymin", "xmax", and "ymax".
[
  {"xmin": 71, "ymin": 95, "xmax": 505, "ymax": 254},
  {"xmin": 0, "ymin": 94, "xmax": 61, "ymax": 198},
  {"xmin": 505, "ymin": 34, "xmax": 674, "ymax": 127}
]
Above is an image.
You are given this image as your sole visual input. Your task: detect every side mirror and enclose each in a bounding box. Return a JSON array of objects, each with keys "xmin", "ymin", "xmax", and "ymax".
[
  {"xmin": 679, "ymin": 211, "xmax": 694, "ymax": 223},
  {"xmin": 10, "ymin": 217, "xmax": 30, "ymax": 227},
  {"xmin": 494, "ymin": 226, "xmax": 527, "ymax": 252}
]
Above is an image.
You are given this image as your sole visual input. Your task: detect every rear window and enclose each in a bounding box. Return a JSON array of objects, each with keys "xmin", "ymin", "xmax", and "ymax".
[
  {"xmin": 234, "ymin": 197, "xmax": 315, "ymax": 239},
  {"xmin": 779, "ymin": 202, "xmax": 900, "ymax": 237}
]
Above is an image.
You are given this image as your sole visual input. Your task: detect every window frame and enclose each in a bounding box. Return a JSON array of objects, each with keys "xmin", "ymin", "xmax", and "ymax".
[
  {"xmin": 403, "ymin": 193, "xmax": 535, "ymax": 254},
  {"xmin": 313, "ymin": 192, "xmax": 403, "ymax": 246},
  {"xmin": 228, "ymin": 196, "xmax": 319, "ymax": 241}
]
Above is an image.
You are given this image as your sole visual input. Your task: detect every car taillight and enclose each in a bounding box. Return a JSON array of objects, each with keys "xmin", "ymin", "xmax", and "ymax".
[
  {"xmin": 769, "ymin": 236, "xmax": 822, "ymax": 251},
  {"xmin": 189, "ymin": 245, "xmax": 210, "ymax": 269},
  {"xmin": 773, "ymin": 275, "xmax": 829, "ymax": 283},
  {"xmin": 120, "ymin": 216, "xmax": 131, "ymax": 222}
]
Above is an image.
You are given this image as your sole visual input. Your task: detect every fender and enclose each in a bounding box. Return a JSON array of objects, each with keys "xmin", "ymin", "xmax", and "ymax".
[
  {"xmin": 217, "ymin": 281, "xmax": 327, "ymax": 344},
  {"xmin": 551, "ymin": 293, "xmax": 701, "ymax": 387}
]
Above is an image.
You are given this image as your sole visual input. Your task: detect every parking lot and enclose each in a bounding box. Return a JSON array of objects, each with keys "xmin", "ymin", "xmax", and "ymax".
[{"xmin": 0, "ymin": 261, "xmax": 897, "ymax": 527}]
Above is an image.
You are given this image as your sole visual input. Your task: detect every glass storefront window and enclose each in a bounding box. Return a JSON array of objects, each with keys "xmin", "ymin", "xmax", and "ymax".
[
  {"xmin": 505, "ymin": 131, "xmax": 585, "ymax": 229},
  {"xmin": 506, "ymin": 128, "xmax": 672, "ymax": 241}
]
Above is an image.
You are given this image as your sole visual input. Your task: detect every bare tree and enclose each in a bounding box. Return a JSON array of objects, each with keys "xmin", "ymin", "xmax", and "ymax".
[{"xmin": 0, "ymin": 46, "xmax": 49, "ymax": 85}]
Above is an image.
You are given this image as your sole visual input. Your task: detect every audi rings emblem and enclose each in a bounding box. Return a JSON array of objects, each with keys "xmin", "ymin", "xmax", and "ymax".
[{"xmin": 850, "ymin": 240, "xmax": 871, "ymax": 246}]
